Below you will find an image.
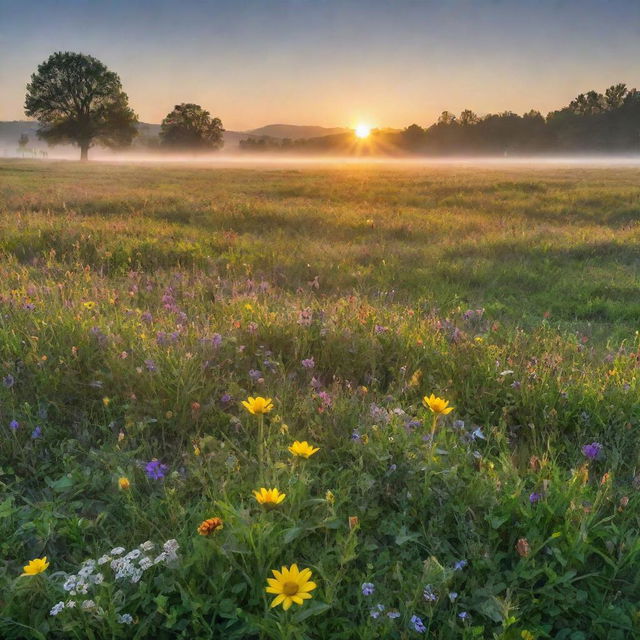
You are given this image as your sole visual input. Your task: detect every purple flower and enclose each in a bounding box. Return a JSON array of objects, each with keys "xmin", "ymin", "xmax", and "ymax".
[
  {"xmin": 387, "ymin": 610, "xmax": 401, "ymax": 619},
  {"xmin": 453, "ymin": 559, "xmax": 467, "ymax": 571},
  {"xmin": 145, "ymin": 460, "xmax": 168, "ymax": 480},
  {"xmin": 582, "ymin": 442, "xmax": 603, "ymax": 460},
  {"xmin": 141, "ymin": 312, "xmax": 153, "ymax": 324},
  {"xmin": 423, "ymin": 585, "xmax": 437, "ymax": 602},
  {"xmin": 448, "ymin": 592, "xmax": 458, "ymax": 602},
  {"xmin": 374, "ymin": 324, "xmax": 388, "ymax": 334},
  {"xmin": 144, "ymin": 359, "xmax": 157, "ymax": 372},
  {"xmin": 529, "ymin": 492, "xmax": 542, "ymax": 504},
  {"xmin": 458, "ymin": 611, "xmax": 470, "ymax": 620},
  {"xmin": 3, "ymin": 374, "xmax": 15, "ymax": 388},
  {"xmin": 351, "ymin": 430, "xmax": 361, "ymax": 442},
  {"xmin": 370, "ymin": 604, "xmax": 385, "ymax": 619},
  {"xmin": 301, "ymin": 358, "xmax": 315, "ymax": 369},
  {"xmin": 361, "ymin": 582, "xmax": 375, "ymax": 596},
  {"xmin": 9, "ymin": 420, "xmax": 19, "ymax": 431},
  {"xmin": 248, "ymin": 369, "xmax": 262, "ymax": 381},
  {"xmin": 410, "ymin": 615, "xmax": 426, "ymax": 633},
  {"xmin": 31, "ymin": 426, "xmax": 42, "ymax": 439},
  {"xmin": 220, "ymin": 393, "xmax": 232, "ymax": 404}
]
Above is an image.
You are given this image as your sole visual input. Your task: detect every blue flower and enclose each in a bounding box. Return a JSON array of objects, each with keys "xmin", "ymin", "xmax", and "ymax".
[
  {"xmin": 3, "ymin": 374, "xmax": 15, "ymax": 388},
  {"xmin": 410, "ymin": 614, "xmax": 426, "ymax": 633},
  {"xmin": 458, "ymin": 611, "xmax": 470, "ymax": 620},
  {"xmin": 453, "ymin": 559, "xmax": 468, "ymax": 571},
  {"xmin": 529, "ymin": 492, "xmax": 542, "ymax": 504},
  {"xmin": 361, "ymin": 582, "xmax": 375, "ymax": 596},
  {"xmin": 9, "ymin": 420, "xmax": 19, "ymax": 431},
  {"xmin": 387, "ymin": 610, "xmax": 401, "ymax": 619},
  {"xmin": 582, "ymin": 442, "xmax": 603, "ymax": 460},
  {"xmin": 145, "ymin": 459, "xmax": 168, "ymax": 480},
  {"xmin": 370, "ymin": 603, "xmax": 385, "ymax": 619},
  {"xmin": 31, "ymin": 426, "xmax": 42, "ymax": 439}
]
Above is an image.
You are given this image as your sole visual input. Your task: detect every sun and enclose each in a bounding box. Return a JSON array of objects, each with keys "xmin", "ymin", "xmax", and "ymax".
[{"xmin": 354, "ymin": 124, "xmax": 371, "ymax": 139}]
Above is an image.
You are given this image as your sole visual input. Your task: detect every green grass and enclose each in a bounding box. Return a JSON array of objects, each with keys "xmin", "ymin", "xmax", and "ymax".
[{"xmin": 1, "ymin": 160, "xmax": 640, "ymax": 639}]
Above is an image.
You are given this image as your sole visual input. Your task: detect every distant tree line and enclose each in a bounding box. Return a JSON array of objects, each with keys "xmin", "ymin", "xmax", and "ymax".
[{"xmin": 240, "ymin": 83, "xmax": 640, "ymax": 155}]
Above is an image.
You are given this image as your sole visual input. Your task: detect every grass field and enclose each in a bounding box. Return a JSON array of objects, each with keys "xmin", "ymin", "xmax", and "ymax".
[{"xmin": 1, "ymin": 160, "xmax": 640, "ymax": 639}]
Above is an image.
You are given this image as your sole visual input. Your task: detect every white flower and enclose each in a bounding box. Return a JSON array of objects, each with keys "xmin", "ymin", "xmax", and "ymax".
[
  {"xmin": 130, "ymin": 568, "xmax": 143, "ymax": 583},
  {"xmin": 115, "ymin": 562, "xmax": 134, "ymax": 580},
  {"xmin": 139, "ymin": 541, "xmax": 155, "ymax": 552},
  {"xmin": 163, "ymin": 539, "xmax": 179, "ymax": 554},
  {"xmin": 153, "ymin": 552, "xmax": 167, "ymax": 565},
  {"xmin": 111, "ymin": 558, "xmax": 126, "ymax": 571},
  {"xmin": 63, "ymin": 576, "xmax": 77, "ymax": 592},
  {"xmin": 125, "ymin": 549, "xmax": 141, "ymax": 561},
  {"xmin": 91, "ymin": 573, "xmax": 104, "ymax": 585},
  {"xmin": 50, "ymin": 602, "xmax": 65, "ymax": 616},
  {"xmin": 110, "ymin": 547, "xmax": 125, "ymax": 556},
  {"xmin": 117, "ymin": 613, "xmax": 133, "ymax": 624},
  {"xmin": 79, "ymin": 582, "xmax": 89, "ymax": 595},
  {"xmin": 66, "ymin": 600, "xmax": 76, "ymax": 608},
  {"xmin": 81, "ymin": 600, "xmax": 96, "ymax": 609},
  {"xmin": 139, "ymin": 557, "xmax": 153, "ymax": 571},
  {"xmin": 78, "ymin": 565, "xmax": 94, "ymax": 578},
  {"xmin": 97, "ymin": 554, "xmax": 111, "ymax": 565}
]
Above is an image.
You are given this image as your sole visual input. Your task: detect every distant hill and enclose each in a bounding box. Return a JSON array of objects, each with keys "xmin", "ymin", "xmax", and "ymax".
[{"xmin": 245, "ymin": 124, "xmax": 349, "ymax": 139}]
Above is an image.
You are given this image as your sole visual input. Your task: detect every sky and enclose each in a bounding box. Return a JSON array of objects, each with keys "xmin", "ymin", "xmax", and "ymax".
[{"xmin": 1, "ymin": 0, "xmax": 640, "ymax": 131}]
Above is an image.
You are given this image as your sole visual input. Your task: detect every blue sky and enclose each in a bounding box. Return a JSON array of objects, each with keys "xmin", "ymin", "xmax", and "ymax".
[{"xmin": 1, "ymin": 0, "xmax": 639, "ymax": 129}]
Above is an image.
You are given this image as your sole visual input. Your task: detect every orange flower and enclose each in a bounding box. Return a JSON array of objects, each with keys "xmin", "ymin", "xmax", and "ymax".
[{"xmin": 197, "ymin": 517, "xmax": 224, "ymax": 536}]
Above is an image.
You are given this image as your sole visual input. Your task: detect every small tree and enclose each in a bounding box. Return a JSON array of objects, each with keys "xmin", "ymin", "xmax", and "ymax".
[
  {"xmin": 25, "ymin": 52, "xmax": 138, "ymax": 161},
  {"xmin": 18, "ymin": 134, "xmax": 29, "ymax": 149},
  {"xmin": 160, "ymin": 103, "xmax": 224, "ymax": 151}
]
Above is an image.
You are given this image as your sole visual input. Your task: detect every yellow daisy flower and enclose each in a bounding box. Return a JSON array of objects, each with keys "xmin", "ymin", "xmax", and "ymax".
[
  {"xmin": 118, "ymin": 476, "xmax": 130, "ymax": 490},
  {"xmin": 422, "ymin": 393, "xmax": 454, "ymax": 415},
  {"xmin": 241, "ymin": 396, "xmax": 274, "ymax": 415},
  {"xmin": 21, "ymin": 557, "xmax": 49, "ymax": 576},
  {"xmin": 265, "ymin": 564, "xmax": 317, "ymax": 610},
  {"xmin": 253, "ymin": 487, "xmax": 286, "ymax": 508},
  {"xmin": 288, "ymin": 440, "xmax": 319, "ymax": 459}
]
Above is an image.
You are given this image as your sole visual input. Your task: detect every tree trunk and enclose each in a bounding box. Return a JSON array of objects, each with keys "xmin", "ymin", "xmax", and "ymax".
[{"xmin": 80, "ymin": 143, "xmax": 89, "ymax": 161}]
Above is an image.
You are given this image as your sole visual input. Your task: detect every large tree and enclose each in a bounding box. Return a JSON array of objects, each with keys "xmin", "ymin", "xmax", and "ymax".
[
  {"xmin": 160, "ymin": 103, "xmax": 224, "ymax": 151},
  {"xmin": 25, "ymin": 52, "xmax": 138, "ymax": 161}
]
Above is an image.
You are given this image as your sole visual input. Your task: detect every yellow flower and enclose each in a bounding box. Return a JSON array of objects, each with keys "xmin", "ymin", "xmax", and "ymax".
[
  {"xmin": 102, "ymin": 396, "xmax": 110, "ymax": 407},
  {"xmin": 118, "ymin": 476, "xmax": 130, "ymax": 490},
  {"xmin": 21, "ymin": 557, "xmax": 49, "ymax": 576},
  {"xmin": 288, "ymin": 440, "xmax": 319, "ymax": 459},
  {"xmin": 197, "ymin": 517, "xmax": 224, "ymax": 536},
  {"xmin": 253, "ymin": 487, "xmax": 286, "ymax": 508},
  {"xmin": 82, "ymin": 301, "xmax": 95, "ymax": 310},
  {"xmin": 242, "ymin": 396, "xmax": 274, "ymax": 415},
  {"xmin": 521, "ymin": 631, "xmax": 535, "ymax": 640},
  {"xmin": 325, "ymin": 490, "xmax": 335, "ymax": 505},
  {"xmin": 422, "ymin": 393, "xmax": 454, "ymax": 415},
  {"xmin": 265, "ymin": 564, "xmax": 317, "ymax": 610}
]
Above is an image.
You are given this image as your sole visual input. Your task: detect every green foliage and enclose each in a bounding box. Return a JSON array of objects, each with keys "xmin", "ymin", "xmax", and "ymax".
[
  {"xmin": 160, "ymin": 103, "xmax": 224, "ymax": 151},
  {"xmin": 0, "ymin": 162, "xmax": 639, "ymax": 638}
]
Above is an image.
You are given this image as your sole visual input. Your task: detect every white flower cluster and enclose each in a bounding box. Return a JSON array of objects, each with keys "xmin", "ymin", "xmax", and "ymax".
[{"xmin": 51, "ymin": 539, "xmax": 180, "ymax": 621}]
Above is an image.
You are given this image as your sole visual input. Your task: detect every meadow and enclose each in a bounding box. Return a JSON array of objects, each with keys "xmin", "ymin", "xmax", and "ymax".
[{"xmin": 1, "ymin": 159, "xmax": 639, "ymax": 639}]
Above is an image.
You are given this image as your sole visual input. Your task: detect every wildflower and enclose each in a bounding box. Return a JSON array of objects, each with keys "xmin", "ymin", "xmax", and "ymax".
[
  {"xmin": 220, "ymin": 393, "xmax": 232, "ymax": 404},
  {"xmin": 361, "ymin": 582, "xmax": 375, "ymax": 596},
  {"xmin": 529, "ymin": 492, "xmax": 542, "ymax": 504},
  {"xmin": 163, "ymin": 539, "xmax": 180, "ymax": 554},
  {"xmin": 521, "ymin": 632, "xmax": 535, "ymax": 640},
  {"xmin": 348, "ymin": 516, "xmax": 359, "ymax": 530},
  {"xmin": 448, "ymin": 592, "xmax": 458, "ymax": 602},
  {"xmin": 301, "ymin": 357, "xmax": 315, "ymax": 369},
  {"xmin": 370, "ymin": 603, "xmax": 385, "ymax": 618},
  {"xmin": 117, "ymin": 613, "xmax": 133, "ymax": 624},
  {"xmin": 91, "ymin": 573, "xmax": 104, "ymax": 584},
  {"xmin": 97, "ymin": 554, "xmax": 111, "ymax": 565},
  {"xmin": 3, "ymin": 374, "xmax": 15, "ymax": 388},
  {"xmin": 81, "ymin": 600, "xmax": 96, "ymax": 610},
  {"xmin": 423, "ymin": 584, "xmax": 438, "ymax": 602},
  {"xmin": 31, "ymin": 426, "xmax": 42, "ymax": 439},
  {"xmin": 125, "ymin": 549, "xmax": 141, "ymax": 561},
  {"xmin": 118, "ymin": 476, "xmax": 130, "ymax": 490},
  {"xmin": 102, "ymin": 397, "xmax": 110, "ymax": 407},
  {"xmin": 410, "ymin": 614, "xmax": 427, "ymax": 633},
  {"xmin": 288, "ymin": 440, "xmax": 320, "ymax": 458},
  {"xmin": 50, "ymin": 602, "xmax": 65, "ymax": 616},
  {"xmin": 253, "ymin": 487, "xmax": 286, "ymax": 508},
  {"xmin": 582, "ymin": 442, "xmax": 603, "ymax": 460},
  {"xmin": 139, "ymin": 541, "xmax": 155, "ymax": 552},
  {"xmin": 265, "ymin": 564, "xmax": 317, "ymax": 610},
  {"xmin": 66, "ymin": 600, "xmax": 76, "ymax": 608},
  {"xmin": 9, "ymin": 420, "xmax": 19, "ymax": 430},
  {"xmin": 248, "ymin": 369, "xmax": 263, "ymax": 381},
  {"xmin": 197, "ymin": 517, "xmax": 224, "ymax": 536},
  {"xmin": 242, "ymin": 396, "xmax": 273, "ymax": 415},
  {"xmin": 83, "ymin": 301, "xmax": 96, "ymax": 310},
  {"xmin": 387, "ymin": 610, "xmax": 401, "ymax": 619},
  {"xmin": 422, "ymin": 394, "xmax": 454, "ymax": 415},
  {"xmin": 325, "ymin": 490, "xmax": 335, "ymax": 504},
  {"xmin": 21, "ymin": 557, "xmax": 49, "ymax": 576},
  {"xmin": 111, "ymin": 547, "xmax": 125, "ymax": 556},
  {"xmin": 458, "ymin": 611, "xmax": 470, "ymax": 620},
  {"xmin": 144, "ymin": 359, "xmax": 157, "ymax": 372},
  {"xmin": 145, "ymin": 459, "xmax": 168, "ymax": 480},
  {"xmin": 516, "ymin": 538, "xmax": 531, "ymax": 557},
  {"xmin": 453, "ymin": 559, "xmax": 468, "ymax": 571}
]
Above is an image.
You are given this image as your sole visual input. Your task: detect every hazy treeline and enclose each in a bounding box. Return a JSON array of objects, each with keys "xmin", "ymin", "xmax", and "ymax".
[{"xmin": 240, "ymin": 83, "xmax": 640, "ymax": 155}]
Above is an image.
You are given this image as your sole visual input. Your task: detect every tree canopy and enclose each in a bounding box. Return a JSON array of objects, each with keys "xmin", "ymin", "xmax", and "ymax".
[
  {"xmin": 25, "ymin": 52, "xmax": 138, "ymax": 160},
  {"xmin": 159, "ymin": 104, "xmax": 224, "ymax": 151}
]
